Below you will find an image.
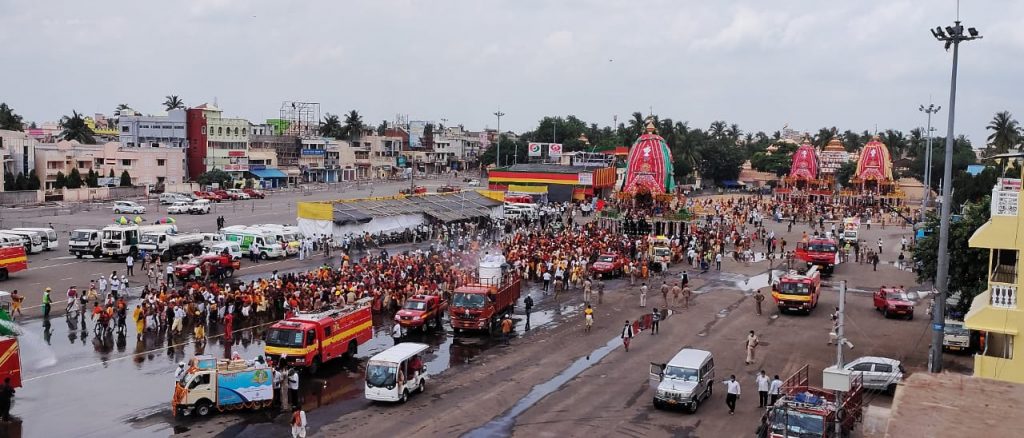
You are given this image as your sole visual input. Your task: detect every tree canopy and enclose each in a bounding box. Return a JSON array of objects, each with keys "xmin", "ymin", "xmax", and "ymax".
[
  {"xmin": 59, "ymin": 111, "xmax": 97, "ymax": 144},
  {"xmin": 0, "ymin": 103, "xmax": 24, "ymax": 131},
  {"xmin": 197, "ymin": 169, "xmax": 232, "ymax": 188},
  {"xmin": 913, "ymin": 197, "xmax": 991, "ymax": 314},
  {"xmin": 163, "ymin": 95, "xmax": 185, "ymax": 111}
]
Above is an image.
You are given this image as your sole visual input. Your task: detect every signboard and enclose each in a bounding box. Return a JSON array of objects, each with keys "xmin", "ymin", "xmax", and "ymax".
[
  {"xmin": 999, "ymin": 178, "xmax": 1022, "ymax": 191},
  {"xmin": 578, "ymin": 172, "xmax": 593, "ymax": 185},
  {"xmin": 397, "ymin": 156, "xmax": 407, "ymax": 167},
  {"xmin": 223, "ymin": 164, "xmax": 249, "ymax": 172},
  {"xmin": 228, "ymin": 150, "xmax": 247, "ymax": 158},
  {"xmin": 548, "ymin": 143, "xmax": 563, "ymax": 157},
  {"xmin": 992, "ymin": 187, "xmax": 1019, "ymax": 217},
  {"xmin": 249, "ymin": 164, "xmax": 266, "ymax": 171},
  {"xmin": 408, "ymin": 121, "xmax": 426, "ymax": 149},
  {"xmin": 528, "ymin": 143, "xmax": 542, "ymax": 157},
  {"xmin": 301, "ymin": 149, "xmax": 326, "ymax": 156}
]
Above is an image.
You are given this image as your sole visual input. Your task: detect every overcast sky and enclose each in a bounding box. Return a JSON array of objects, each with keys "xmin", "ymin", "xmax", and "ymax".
[{"xmin": 2, "ymin": 0, "xmax": 1022, "ymax": 146}]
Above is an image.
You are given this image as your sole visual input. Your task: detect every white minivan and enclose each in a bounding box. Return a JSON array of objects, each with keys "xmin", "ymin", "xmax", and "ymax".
[
  {"xmin": 365, "ymin": 342, "xmax": 429, "ymax": 403},
  {"xmin": 1, "ymin": 230, "xmax": 43, "ymax": 254},
  {"xmin": 12, "ymin": 228, "xmax": 59, "ymax": 251},
  {"xmin": 205, "ymin": 241, "xmax": 242, "ymax": 260}
]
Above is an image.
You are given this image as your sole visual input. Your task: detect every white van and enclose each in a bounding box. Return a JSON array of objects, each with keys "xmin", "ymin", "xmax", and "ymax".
[
  {"xmin": 205, "ymin": 241, "xmax": 242, "ymax": 260},
  {"xmin": 189, "ymin": 199, "xmax": 211, "ymax": 215},
  {"xmin": 160, "ymin": 193, "xmax": 191, "ymax": 205},
  {"xmin": 0, "ymin": 233, "xmax": 26, "ymax": 249},
  {"xmin": 221, "ymin": 227, "xmax": 286, "ymax": 259},
  {"xmin": 650, "ymin": 348, "xmax": 715, "ymax": 413},
  {"xmin": 1, "ymin": 230, "xmax": 43, "ymax": 254},
  {"xmin": 12, "ymin": 228, "xmax": 59, "ymax": 251},
  {"xmin": 252, "ymin": 226, "xmax": 300, "ymax": 256},
  {"xmin": 365, "ymin": 342, "xmax": 429, "ymax": 403}
]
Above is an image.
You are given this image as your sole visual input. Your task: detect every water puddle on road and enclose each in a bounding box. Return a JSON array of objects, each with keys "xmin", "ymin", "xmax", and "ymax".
[{"xmin": 463, "ymin": 336, "xmax": 622, "ymax": 438}]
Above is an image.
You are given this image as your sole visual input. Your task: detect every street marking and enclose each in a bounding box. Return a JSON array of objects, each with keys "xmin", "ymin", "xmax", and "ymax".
[{"xmin": 28, "ymin": 260, "xmax": 88, "ymax": 270}]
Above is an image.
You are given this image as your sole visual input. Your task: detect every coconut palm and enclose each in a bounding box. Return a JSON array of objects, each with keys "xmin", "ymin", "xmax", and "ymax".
[
  {"xmin": 114, "ymin": 103, "xmax": 131, "ymax": 117},
  {"xmin": 986, "ymin": 111, "xmax": 1021, "ymax": 155},
  {"xmin": 163, "ymin": 95, "xmax": 185, "ymax": 111},
  {"xmin": 726, "ymin": 123, "xmax": 742, "ymax": 141},
  {"xmin": 320, "ymin": 113, "xmax": 344, "ymax": 138},
  {"xmin": 342, "ymin": 110, "xmax": 364, "ymax": 142},
  {"xmin": 709, "ymin": 121, "xmax": 727, "ymax": 140},
  {"xmin": 813, "ymin": 127, "xmax": 836, "ymax": 148},
  {"xmin": 59, "ymin": 111, "xmax": 97, "ymax": 144}
]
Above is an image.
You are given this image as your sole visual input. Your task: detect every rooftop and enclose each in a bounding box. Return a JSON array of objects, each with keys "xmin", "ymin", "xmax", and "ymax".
[{"xmin": 881, "ymin": 372, "xmax": 1024, "ymax": 437}]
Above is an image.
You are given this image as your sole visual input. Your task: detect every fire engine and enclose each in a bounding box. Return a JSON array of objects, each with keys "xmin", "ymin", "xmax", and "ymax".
[
  {"xmin": 795, "ymin": 237, "xmax": 839, "ymax": 274},
  {"xmin": 0, "ymin": 245, "xmax": 28, "ymax": 280},
  {"xmin": 264, "ymin": 298, "xmax": 373, "ymax": 374},
  {"xmin": 757, "ymin": 365, "xmax": 863, "ymax": 438},
  {"xmin": 772, "ymin": 266, "xmax": 821, "ymax": 314}
]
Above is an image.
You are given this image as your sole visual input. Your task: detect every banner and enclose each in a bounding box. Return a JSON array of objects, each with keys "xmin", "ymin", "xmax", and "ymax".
[
  {"xmin": 528, "ymin": 143, "xmax": 542, "ymax": 157},
  {"xmin": 549, "ymin": 143, "xmax": 563, "ymax": 157},
  {"xmin": 578, "ymin": 172, "xmax": 593, "ymax": 185}
]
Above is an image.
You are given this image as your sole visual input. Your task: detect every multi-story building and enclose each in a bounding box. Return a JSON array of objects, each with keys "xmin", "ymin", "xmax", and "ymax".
[
  {"xmin": 965, "ymin": 176, "xmax": 1024, "ymax": 383},
  {"xmin": 34, "ymin": 140, "xmax": 185, "ymax": 189},
  {"xmin": 117, "ymin": 109, "xmax": 188, "ymax": 148},
  {"xmin": 365, "ymin": 129, "xmax": 406, "ymax": 179},
  {"xmin": 0, "ymin": 129, "xmax": 38, "ymax": 179},
  {"xmin": 185, "ymin": 104, "xmax": 250, "ymax": 180},
  {"xmin": 250, "ymin": 131, "xmax": 300, "ymax": 186}
]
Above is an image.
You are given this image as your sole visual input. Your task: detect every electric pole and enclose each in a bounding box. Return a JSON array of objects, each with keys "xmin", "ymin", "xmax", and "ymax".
[
  {"xmin": 494, "ymin": 109, "xmax": 505, "ymax": 167},
  {"xmin": 919, "ymin": 103, "xmax": 940, "ymax": 221},
  {"xmin": 928, "ymin": 18, "xmax": 981, "ymax": 373}
]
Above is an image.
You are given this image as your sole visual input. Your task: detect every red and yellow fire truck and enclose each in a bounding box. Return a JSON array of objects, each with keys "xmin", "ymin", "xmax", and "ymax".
[
  {"xmin": 795, "ymin": 237, "xmax": 839, "ymax": 274},
  {"xmin": 771, "ymin": 266, "xmax": 821, "ymax": 314},
  {"xmin": 264, "ymin": 298, "xmax": 373, "ymax": 374},
  {"xmin": 0, "ymin": 245, "xmax": 28, "ymax": 280}
]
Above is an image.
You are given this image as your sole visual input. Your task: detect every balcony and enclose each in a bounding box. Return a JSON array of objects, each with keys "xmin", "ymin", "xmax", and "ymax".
[{"xmin": 992, "ymin": 283, "xmax": 1018, "ymax": 309}]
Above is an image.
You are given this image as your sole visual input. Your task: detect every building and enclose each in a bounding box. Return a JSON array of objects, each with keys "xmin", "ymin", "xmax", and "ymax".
[
  {"xmin": 487, "ymin": 163, "xmax": 617, "ymax": 202},
  {"xmin": 0, "ymin": 129, "xmax": 38, "ymax": 179},
  {"xmin": 34, "ymin": 141, "xmax": 186, "ymax": 189},
  {"xmin": 964, "ymin": 176, "xmax": 1024, "ymax": 383},
  {"xmin": 117, "ymin": 109, "xmax": 188, "ymax": 148},
  {"xmin": 249, "ymin": 132, "xmax": 300, "ymax": 186},
  {"xmin": 882, "ymin": 372, "xmax": 1024, "ymax": 437},
  {"xmin": 185, "ymin": 104, "xmax": 250, "ymax": 180}
]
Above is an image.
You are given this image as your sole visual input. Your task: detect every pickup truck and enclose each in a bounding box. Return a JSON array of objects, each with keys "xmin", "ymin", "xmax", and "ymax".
[
  {"xmin": 873, "ymin": 287, "xmax": 915, "ymax": 320},
  {"xmin": 591, "ymin": 252, "xmax": 625, "ymax": 278},
  {"xmin": 395, "ymin": 294, "xmax": 448, "ymax": 330},
  {"xmin": 174, "ymin": 254, "xmax": 239, "ymax": 280}
]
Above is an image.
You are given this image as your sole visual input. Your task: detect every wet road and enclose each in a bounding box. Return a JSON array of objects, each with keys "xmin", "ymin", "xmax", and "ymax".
[{"xmin": 10, "ymin": 275, "xmax": 576, "ymax": 438}]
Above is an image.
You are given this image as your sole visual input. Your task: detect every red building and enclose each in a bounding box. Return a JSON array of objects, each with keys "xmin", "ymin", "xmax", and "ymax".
[{"xmin": 185, "ymin": 108, "xmax": 208, "ymax": 180}]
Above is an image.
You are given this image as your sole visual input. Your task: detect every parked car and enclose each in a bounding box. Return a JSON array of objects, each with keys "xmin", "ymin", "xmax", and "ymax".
[
  {"xmin": 243, "ymin": 188, "xmax": 265, "ymax": 199},
  {"xmin": 189, "ymin": 199, "xmax": 212, "ymax": 215},
  {"xmin": 400, "ymin": 186, "xmax": 427, "ymax": 195},
  {"xmin": 194, "ymin": 191, "xmax": 223, "ymax": 202},
  {"xmin": 174, "ymin": 253, "xmax": 239, "ymax": 280},
  {"xmin": 211, "ymin": 189, "xmax": 235, "ymax": 200},
  {"xmin": 591, "ymin": 252, "xmax": 626, "ymax": 278},
  {"xmin": 160, "ymin": 193, "xmax": 190, "ymax": 205},
  {"xmin": 166, "ymin": 201, "xmax": 193, "ymax": 214},
  {"xmin": 873, "ymin": 287, "xmax": 915, "ymax": 320},
  {"xmin": 437, "ymin": 185, "xmax": 461, "ymax": 193},
  {"xmin": 113, "ymin": 201, "xmax": 146, "ymax": 214},
  {"xmin": 467, "ymin": 179, "xmax": 480, "ymax": 187},
  {"xmin": 844, "ymin": 356, "xmax": 905, "ymax": 394},
  {"xmin": 226, "ymin": 189, "xmax": 250, "ymax": 200}
]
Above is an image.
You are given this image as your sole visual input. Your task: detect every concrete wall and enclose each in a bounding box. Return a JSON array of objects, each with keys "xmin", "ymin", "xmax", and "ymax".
[
  {"xmin": 61, "ymin": 186, "xmax": 147, "ymax": 202},
  {"xmin": 0, "ymin": 190, "xmax": 43, "ymax": 206},
  {"xmin": 164, "ymin": 182, "xmax": 200, "ymax": 194}
]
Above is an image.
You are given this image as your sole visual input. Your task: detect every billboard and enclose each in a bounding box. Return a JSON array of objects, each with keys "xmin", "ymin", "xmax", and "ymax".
[
  {"xmin": 548, "ymin": 143, "xmax": 563, "ymax": 157},
  {"xmin": 301, "ymin": 149, "xmax": 326, "ymax": 156},
  {"xmin": 578, "ymin": 172, "xmax": 593, "ymax": 185},
  {"xmin": 528, "ymin": 143, "xmax": 542, "ymax": 157},
  {"xmin": 408, "ymin": 121, "xmax": 426, "ymax": 149}
]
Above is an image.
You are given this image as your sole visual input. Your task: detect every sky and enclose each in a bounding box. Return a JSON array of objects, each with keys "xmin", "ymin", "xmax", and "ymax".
[{"xmin": 2, "ymin": 0, "xmax": 1022, "ymax": 146}]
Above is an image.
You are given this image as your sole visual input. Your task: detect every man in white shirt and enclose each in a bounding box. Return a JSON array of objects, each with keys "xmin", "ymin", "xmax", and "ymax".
[
  {"xmin": 125, "ymin": 254, "xmax": 135, "ymax": 276},
  {"xmin": 756, "ymin": 370, "xmax": 770, "ymax": 408},
  {"xmin": 725, "ymin": 375, "xmax": 741, "ymax": 414},
  {"xmin": 768, "ymin": 374, "xmax": 783, "ymax": 405}
]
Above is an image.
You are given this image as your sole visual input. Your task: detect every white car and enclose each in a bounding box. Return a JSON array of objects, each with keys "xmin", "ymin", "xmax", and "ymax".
[
  {"xmin": 166, "ymin": 201, "xmax": 192, "ymax": 214},
  {"xmin": 113, "ymin": 201, "xmax": 146, "ymax": 214},
  {"xmin": 227, "ymin": 189, "xmax": 250, "ymax": 200},
  {"xmin": 844, "ymin": 356, "xmax": 905, "ymax": 394},
  {"xmin": 189, "ymin": 199, "xmax": 212, "ymax": 215},
  {"xmin": 467, "ymin": 179, "xmax": 480, "ymax": 187}
]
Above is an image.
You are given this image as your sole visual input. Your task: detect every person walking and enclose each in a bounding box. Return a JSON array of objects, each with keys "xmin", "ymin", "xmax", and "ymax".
[
  {"xmin": 768, "ymin": 375, "xmax": 783, "ymax": 405},
  {"xmin": 42, "ymin": 287, "xmax": 52, "ymax": 318},
  {"xmin": 583, "ymin": 304, "xmax": 594, "ymax": 333},
  {"xmin": 621, "ymin": 320, "xmax": 635, "ymax": 352},
  {"xmin": 871, "ymin": 252, "xmax": 879, "ymax": 271},
  {"xmin": 249, "ymin": 243, "xmax": 260, "ymax": 263},
  {"xmin": 745, "ymin": 330, "xmax": 759, "ymax": 365},
  {"xmin": 724, "ymin": 375, "xmax": 741, "ymax": 415},
  {"xmin": 290, "ymin": 406, "xmax": 307, "ymax": 438},
  {"xmin": 756, "ymin": 370, "xmax": 770, "ymax": 408},
  {"xmin": 542, "ymin": 270, "xmax": 552, "ymax": 294},
  {"xmin": 715, "ymin": 252, "xmax": 722, "ymax": 271},
  {"xmin": 524, "ymin": 294, "xmax": 534, "ymax": 326},
  {"xmin": 500, "ymin": 314, "xmax": 513, "ymax": 345},
  {"xmin": 650, "ymin": 308, "xmax": 660, "ymax": 335},
  {"xmin": 288, "ymin": 368, "xmax": 300, "ymax": 409},
  {"xmin": 125, "ymin": 254, "xmax": 135, "ymax": 276},
  {"xmin": 660, "ymin": 281, "xmax": 670, "ymax": 306},
  {"xmin": 754, "ymin": 289, "xmax": 765, "ymax": 315},
  {"xmin": 0, "ymin": 377, "xmax": 14, "ymax": 422},
  {"xmin": 639, "ymin": 283, "xmax": 647, "ymax": 307},
  {"xmin": 391, "ymin": 321, "xmax": 403, "ymax": 346},
  {"xmin": 682, "ymin": 285, "xmax": 692, "ymax": 309},
  {"xmin": 877, "ymin": 237, "xmax": 883, "ymax": 255}
]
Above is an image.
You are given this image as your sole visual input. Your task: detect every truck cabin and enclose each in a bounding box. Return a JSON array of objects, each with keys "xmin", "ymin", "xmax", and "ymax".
[
  {"xmin": 776, "ymin": 280, "xmax": 812, "ymax": 296},
  {"xmin": 764, "ymin": 404, "xmax": 827, "ymax": 438},
  {"xmin": 403, "ymin": 295, "xmax": 437, "ymax": 312},
  {"xmin": 140, "ymin": 233, "xmax": 166, "ymax": 246},
  {"xmin": 266, "ymin": 322, "xmax": 316, "ymax": 351},
  {"xmin": 452, "ymin": 290, "xmax": 489, "ymax": 309},
  {"xmin": 70, "ymin": 230, "xmax": 99, "ymax": 243},
  {"xmin": 806, "ymin": 240, "xmax": 837, "ymax": 255}
]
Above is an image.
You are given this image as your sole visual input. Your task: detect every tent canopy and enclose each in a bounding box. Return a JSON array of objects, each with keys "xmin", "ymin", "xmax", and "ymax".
[{"xmin": 249, "ymin": 167, "xmax": 288, "ymax": 179}]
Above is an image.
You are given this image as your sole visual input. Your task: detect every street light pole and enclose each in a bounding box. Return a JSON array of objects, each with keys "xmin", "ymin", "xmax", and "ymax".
[
  {"xmin": 929, "ymin": 20, "xmax": 981, "ymax": 373},
  {"xmin": 919, "ymin": 103, "xmax": 941, "ymax": 221},
  {"xmin": 494, "ymin": 109, "xmax": 505, "ymax": 167}
]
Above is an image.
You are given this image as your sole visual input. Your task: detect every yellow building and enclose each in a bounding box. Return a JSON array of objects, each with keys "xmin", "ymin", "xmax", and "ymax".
[{"xmin": 965, "ymin": 178, "xmax": 1024, "ymax": 383}]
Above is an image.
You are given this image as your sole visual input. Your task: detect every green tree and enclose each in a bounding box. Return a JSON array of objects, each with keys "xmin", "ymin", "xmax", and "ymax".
[
  {"xmin": 55, "ymin": 171, "xmax": 67, "ymax": 189},
  {"xmin": 86, "ymin": 169, "xmax": 99, "ymax": 188},
  {"xmin": 320, "ymin": 113, "xmax": 344, "ymax": 138},
  {"xmin": 3, "ymin": 171, "xmax": 12, "ymax": 191},
  {"xmin": 342, "ymin": 110, "xmax": 364, "ymax": 143},
  {"xmin": 0, "ymin": 103, "xmax": 25, "ymax": 131},
  {"xmin": 909, "ymin": 135, "xmax": 977, "ymax": 191},
  {"xmin": 114, "ymin": 103, "xmax": 131, "ymax": 117},
  {"xmin": 26, "ymin": 169, "xmax": 40, "ymax": 190},
  {"xmin": 914, "ymin": 197, "xmax": 991, "ymax": 314},
  {"xmin": 163, "ymin": 95, "xmax": 185, "ymax": 111},
  {"xmin": 65, "ymin": 167, "xmax": 83, "ymax": 189},
  {"xmin": 750, "ymin": 141, "xmax": 798, "ymax": 176},
  {"xmin": 835, "ymin": 161, "xmax": 857, "ymax": 188},
  {"xmin": 108, "ymin": 168, "xmax": 116, "ymax": 178},
  {"xmin": 15, "ymin": 172, "xmax": 28, "ymax": 191},
  {"xmin": 119, "ymin": 170, "xmax": 133, "ymax": 187},
  {"xmin": 986, "ymin": 111, "xmax": 1020, "ymax": 155},
  {"xmin": 697, "ymin": 137, "xmax": 745, "ymax": 184},
  {"xmin": 952, "ymin": 167, "xmax": 999, "ymax": 206},
  {"xmin": 196, "ymin": 169, "xmax": 232, "ymax": 188},
  {"xmin": 59, "ymin": 111, "xmax": 97, "ymax": 144},
  {"xmin": 812, "ymin": 127, "xmax": 836, "ymax": 148},
  {"xmin": 478, "ymin": 135, "xmax": 522, "ymax": 167}
]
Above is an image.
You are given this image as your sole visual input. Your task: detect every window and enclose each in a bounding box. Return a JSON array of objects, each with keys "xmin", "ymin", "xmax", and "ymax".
[
  {"xmin": 121, "ymin": 126, "xmax": 129, "ymax": 133},
  {"xmin": 242, "ymin": 128, "xmax": 247, "ymax": 135},
  {"xmin": 234, "ymin": 127, "xmax": 239, "ymax": 135},
  {"xmin": 218, "ymin": 127, "xmax": 223, "ymax": 135},
  {"xmin": 201, "ymin": 126, "xmax": 206, "ymax": 135},
  {"xmin": 851, "ymin": 363, "xmax": 873, "ymax": 372},
  {"xmin": 121, "ymin": 159, "xmax": 131, "ymax": 166},
  {"xmin": 157, "ymin": 159, "xmax": 166, "ymax": 166},
  {"xmin": 874, "ymin": 364, "xmax": 892, "ymax": 373}
]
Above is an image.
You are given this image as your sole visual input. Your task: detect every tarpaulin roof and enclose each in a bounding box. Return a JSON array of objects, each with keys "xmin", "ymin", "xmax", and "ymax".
[
  {"xmin": 248, "ymin": 167, "xmax": 288, "ymax": 179},
  {"xmin": 329, "ymin": 191, "xmax": 501, "ymax": 225}
]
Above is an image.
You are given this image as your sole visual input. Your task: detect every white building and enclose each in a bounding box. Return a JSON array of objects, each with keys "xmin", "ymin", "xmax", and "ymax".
[
  {"xmin": 117, "ymin": 109, "xmax": 188, "ymax": 148},
  {"xmin": 0, "ymin": 129, "xmax": 38, "ymax": 177}
]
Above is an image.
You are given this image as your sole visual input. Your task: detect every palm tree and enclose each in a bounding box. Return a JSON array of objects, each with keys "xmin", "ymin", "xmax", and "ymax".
[
  {"xmin": 59, "ymin": 111, "xmax": 97, "ymax": 144},
  {"xmin": 986, "ymin": 111, "xmax": 1021, "ymax": 155},
  {"xmin": 114, "ymin": 103, "xmax": 131, "ymax": 117},
  {"xmin": 320, "ymin": 113, "xmax": 343, "ymax": 138},
  {"xmin": 342, "ymin": 110, "xmax": 364, "ymax": 143},
  {"xmin": 627, "ymin": 112, "xmax": 646, "ymax": 139},
  {"xmin": 163, "ymin": 95, "xmax": 185, "ymax": 111},
  {"xmin": 882, "ymin": 130, "xmax": 907, "ymax": 159},
  {"xmin": 812, "ymin": 127, "xmax": 836, "ymax": 148},
  {"xmin": 709, "ymin": 121, "xmax": 727, "ymax": 140},
  {"xmin": 726, "ymin": 123, "xmax": 742, "ymax": 141}
]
